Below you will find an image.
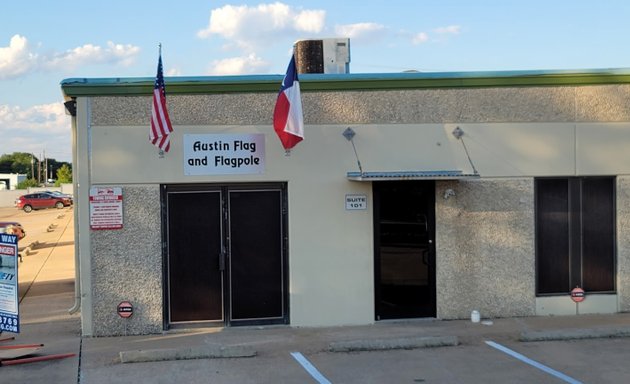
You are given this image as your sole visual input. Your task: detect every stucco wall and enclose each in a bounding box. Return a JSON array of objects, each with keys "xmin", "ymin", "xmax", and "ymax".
[
  {"xmin": 617, "ymin": 176, "xmax": 630, "ymax": 312},
  {"xmin": 435, "ymin": 179, "xmax": 536, "ymax": 319},
  {"xmin": 90, "ymin": 185, "xmax": 162, "ymax": 336},
  {"xmin": 90, "ymin": 84, "xmax": 630, "ymax": 126}
]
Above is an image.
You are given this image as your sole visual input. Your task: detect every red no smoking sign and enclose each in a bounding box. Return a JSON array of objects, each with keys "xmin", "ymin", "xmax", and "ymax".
[
  {"xmin": 570, "ymin": 287, "xmax": 585, "ymax": 303},
  {"xmin": 117, "ymin": 301, "xmax": 133, "ymax": 318}
]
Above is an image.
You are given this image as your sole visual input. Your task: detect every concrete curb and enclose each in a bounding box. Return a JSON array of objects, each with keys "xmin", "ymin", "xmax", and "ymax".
[
  {"xmin": 328, "ymin": 335, "xmax": 459, "ymax": 352},
  {"xmin": 17, "ymin": 240, "xmax": 39, "ymax": 260},
  {"xmin": 520, "ymin": 327, "xmax": 630, "ymax": 342},
  {"xmin": 119, "ymin": 344, "xmax": 257, "ymax": 363}
]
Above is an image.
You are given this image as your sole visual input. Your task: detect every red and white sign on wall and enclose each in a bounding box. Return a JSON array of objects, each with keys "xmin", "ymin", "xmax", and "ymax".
[
  {"xmin": 89, "ymin": 187, "xmax": 123, "ymax": 230},
  {"xmin": 570, "ymin": 286, "xmax": 585, "ymax": 303}
]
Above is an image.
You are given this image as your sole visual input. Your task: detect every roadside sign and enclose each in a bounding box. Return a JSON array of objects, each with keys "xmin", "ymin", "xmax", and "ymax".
[
  {"xmin": 0, "ymin": 233, "xmax": 19, "ymax": 333},
  {"xmin": 117, "ymin": 301, "xmax": 133, "ymax": 318}
]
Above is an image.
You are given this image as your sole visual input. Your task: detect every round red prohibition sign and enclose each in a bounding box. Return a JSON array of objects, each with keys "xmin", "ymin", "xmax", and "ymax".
[
  {"xmin": 571, "ymin": 287, "xmax": 585, "ymax": 303},
  {"xmin": 117, "ymin": 301, "xmax": 133, "ymax": 318}
]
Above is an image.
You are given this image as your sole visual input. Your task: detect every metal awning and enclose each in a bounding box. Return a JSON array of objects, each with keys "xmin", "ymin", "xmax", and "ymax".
[{"xmin": 346, "ymin": 170, "xmax": 480, "ymax": 181}]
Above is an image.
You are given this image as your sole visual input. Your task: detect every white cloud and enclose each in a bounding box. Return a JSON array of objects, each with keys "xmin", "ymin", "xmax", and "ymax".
[
  {"xmin": 334, "ymin": 23, "xmax": 386, "ymax": 42},
  {"xmin": 44, "ymin": 41, "xmax": 140, "ymax": 71},
  {"xmin": 0, "ymin": 35, "xmax": 38, "ymax": 80},
  {"xmin": 434, "ymin": 25, "xmax": 461, "ymax": 35},
  {"xmin": 166, "ymin": 67, "xmax": 182, "ymax": 76},
  {"xmin": 198, "ymin": 3, "xmax": 326, "ymax": 50},
  {"xmin": 207, "ymin": 54, "xmax": 270, "ymax": 75},
  {"xmin": 412, "ymin": 32, "xmax": 429, "ymax": 45},
  {"xmin": 0, "ymin": 102, "xmax": 71, "ymax": 161},
  {"xmin": 0, "ymin": 35, "xmax": 140, "ymax": 79},
  {"xmin": 409, "ymin": 25, "xmax": 461, "ymax": 45},
  {"xmin": 0, "ymin": 103, "xmax": 67, "ymax": 133}
]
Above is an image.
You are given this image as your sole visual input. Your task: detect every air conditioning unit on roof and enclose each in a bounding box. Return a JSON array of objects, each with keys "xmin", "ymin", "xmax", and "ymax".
[{"xmin": 295, "ymin": 38, "xmax": 351, "ymax": 74}]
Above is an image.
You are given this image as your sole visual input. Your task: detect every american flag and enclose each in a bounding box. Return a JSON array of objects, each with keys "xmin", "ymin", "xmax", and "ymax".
[{"xmin": 150, "ymin": 48, "xmax": 173, "ymax": 152}]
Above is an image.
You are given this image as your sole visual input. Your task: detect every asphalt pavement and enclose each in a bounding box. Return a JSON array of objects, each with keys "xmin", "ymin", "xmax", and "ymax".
[{"xmin": 1, "ymin": 206, "xmax": 630, "ymax": 383}]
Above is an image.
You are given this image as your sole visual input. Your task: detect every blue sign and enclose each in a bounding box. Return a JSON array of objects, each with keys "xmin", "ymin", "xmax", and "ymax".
[{"xmin": 0, "ymin": 233, "xmax": 19, "ymax": 333}]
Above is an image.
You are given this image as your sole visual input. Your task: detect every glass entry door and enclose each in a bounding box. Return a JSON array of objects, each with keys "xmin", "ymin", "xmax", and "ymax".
[
  {"xmin": 165, "ymin": 184, "xmax": 288, "ymax": 327},
  {"xmin": 374, "ymin": 181, "xmax": 436, "ymax": 319}
]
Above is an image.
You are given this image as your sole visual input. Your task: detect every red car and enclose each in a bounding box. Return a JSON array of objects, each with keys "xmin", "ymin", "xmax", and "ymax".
[{"xmin": 15, "ymin": 192, "xmax": 72, "ymax": 213}]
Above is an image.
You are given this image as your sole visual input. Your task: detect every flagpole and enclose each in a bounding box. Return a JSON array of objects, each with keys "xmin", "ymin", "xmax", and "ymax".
[
  {"xmin": 150, "ymin": 42, "xmax": 173, "ymax": 157},
  {"xmin": 157, "ymin": 43, "xmax": 162, "ymax": 158}
]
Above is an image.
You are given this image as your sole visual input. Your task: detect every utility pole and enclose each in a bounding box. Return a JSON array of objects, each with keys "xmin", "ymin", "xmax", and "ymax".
[
  {"xmin": 31, "ymin": 154, "xmax": 34, "ymax": 180},
  {"xmin": 44, "ymin": 150, "xmax": 48, "ymax": 185},
  {"xmin": 37, "ymin": 152, "xmax": 41, "ymax": 185}
]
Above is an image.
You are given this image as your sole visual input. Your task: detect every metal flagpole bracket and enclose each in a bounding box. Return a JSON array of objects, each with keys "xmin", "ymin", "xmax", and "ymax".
[
  {"xmin": 452, "ymin": 126, "xmax": 479, "ymax": 176},
  {"xmin": 343, "ymin": 127, "xmax": 364, "ymax": 175},
  {"xmin": 452, "ymin": 126, "xmax": 464, "ymax": 139},
  {"xmin": 342, "ymin": 127, "xmax": 356, "ymax": 141}
]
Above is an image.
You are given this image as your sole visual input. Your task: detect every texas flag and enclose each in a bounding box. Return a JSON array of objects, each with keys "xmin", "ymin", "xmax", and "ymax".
[{"xmin": 273, "ymin": 55, "xmax": 304, "ymax": 152}]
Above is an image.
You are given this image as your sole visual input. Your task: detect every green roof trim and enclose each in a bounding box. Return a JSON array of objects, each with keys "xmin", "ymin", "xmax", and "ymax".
[{"xmin": 61, "ymin": 68, "xmax": 630, "ymax": 97}]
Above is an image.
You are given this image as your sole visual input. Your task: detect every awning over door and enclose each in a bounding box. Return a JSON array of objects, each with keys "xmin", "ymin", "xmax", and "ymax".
[{"xmin": 346, "ymin": 170, "xmax": 480, "ymax": 181}]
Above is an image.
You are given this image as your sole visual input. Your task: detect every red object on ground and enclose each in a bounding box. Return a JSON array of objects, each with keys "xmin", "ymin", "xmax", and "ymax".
[
  {"xmin": 0, "ymin": 343, "xmax": 44, "ymax": 350},
  {"xmin": 0, "ymin": 353, "xmax": 76, "ymax": 366}
]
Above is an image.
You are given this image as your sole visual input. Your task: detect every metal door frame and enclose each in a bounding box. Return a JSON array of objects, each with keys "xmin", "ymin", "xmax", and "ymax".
[
  {"xmin": 227, "ymin": 187, "xmax": 288, "ymax": 325},
  {"xmin": 373, "ymin": 180, "xmax": 437, "ymax": 320},
  {"xmin": 162, "ymin": 183, "xmax": 289, "ymax": 329}
]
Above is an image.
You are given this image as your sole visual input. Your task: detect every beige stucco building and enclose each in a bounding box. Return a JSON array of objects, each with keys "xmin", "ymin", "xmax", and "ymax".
[{"xmin": 62, "ymin": 67, "xmax": 630, "ymax": 337}]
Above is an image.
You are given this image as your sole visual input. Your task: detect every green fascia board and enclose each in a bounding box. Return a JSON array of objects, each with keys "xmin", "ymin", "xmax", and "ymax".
[{"xmin": 61, "ymin": 68, "xmax": 630, "ymax": 98}]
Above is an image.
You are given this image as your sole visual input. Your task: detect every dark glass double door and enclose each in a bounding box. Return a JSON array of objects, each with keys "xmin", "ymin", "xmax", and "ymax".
[
  {"xmin": 374, "ymin": 181, "xmax": 436, "ymax": 320},
  {"xmin": 165, "ymin": 184, "xmax": 287, "ymax": 327}
]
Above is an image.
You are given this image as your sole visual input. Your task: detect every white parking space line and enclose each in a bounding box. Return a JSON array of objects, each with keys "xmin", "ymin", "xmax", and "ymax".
[
  {"xmin": 485, "ymin": 341, "xmax": 583, "ymax": 384},
  {"xmin": 290, "ymin": 352, "xmax": 332, "ymax": 384}
]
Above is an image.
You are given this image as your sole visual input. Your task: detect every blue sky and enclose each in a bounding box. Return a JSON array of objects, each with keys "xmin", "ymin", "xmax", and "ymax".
[{"xmin": 2, "ymin": 0, "xmax": 629, "ymax": 162}]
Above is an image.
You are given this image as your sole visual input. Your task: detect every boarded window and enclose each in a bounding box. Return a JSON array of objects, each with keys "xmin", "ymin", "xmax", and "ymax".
[{"xmin": 535, "ymin": 177, "xmax": 615, "ymax": 295}]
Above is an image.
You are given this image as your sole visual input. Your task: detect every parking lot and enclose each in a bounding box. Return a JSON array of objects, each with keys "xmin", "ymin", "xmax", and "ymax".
[
  {"xmin": 75, "ymin": 330, "xmax": 630, "ymax": 384},
  {"xmin": 2, "ymin": 205, "xmax": 630, "ymax": 383}
]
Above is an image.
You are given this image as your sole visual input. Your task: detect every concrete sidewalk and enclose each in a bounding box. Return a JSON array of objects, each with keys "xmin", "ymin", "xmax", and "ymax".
[{"xmin": 2, "ymin": 207, "xmax": 630, "ymax": 383}]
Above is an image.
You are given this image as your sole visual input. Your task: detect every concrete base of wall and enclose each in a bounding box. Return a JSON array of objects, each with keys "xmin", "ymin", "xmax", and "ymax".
[{"xmin": 536, "ymin": 294, "xmax": 618, "ymax": 316}]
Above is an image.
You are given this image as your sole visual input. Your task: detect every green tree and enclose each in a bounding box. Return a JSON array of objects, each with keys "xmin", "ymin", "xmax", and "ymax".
[
  {"xmin": 55, "ymin": 164, "xmax": 72, "ymax": 186},
  {"xmin": 0, "ymin": 152, "xmax": 72, "ymax": 183},
  {"xmin": 0, "ymin": 152, "xmax": 36, "ymax": 175},
  {"xmin": 17, "ymin": 178, "xmax": 39, "ymax": 189}
]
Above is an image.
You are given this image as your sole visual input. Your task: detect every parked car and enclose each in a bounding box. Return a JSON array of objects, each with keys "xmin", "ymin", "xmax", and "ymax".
[
  {"xmin": 15, "ymin": 192, "xmax": 73, "ymax": 213},
  {"xmin": 43, "ymin": 190, "xmax": 74, "ymax": 204},
  {"xmin": 0, "ymin": 222, "xmax": 26, "ymax": 240}
]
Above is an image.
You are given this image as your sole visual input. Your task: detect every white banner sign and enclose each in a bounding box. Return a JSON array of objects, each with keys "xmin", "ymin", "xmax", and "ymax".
[{"xmin": 184, "ymin": 134, "xmax": 265, "ymax": 175}]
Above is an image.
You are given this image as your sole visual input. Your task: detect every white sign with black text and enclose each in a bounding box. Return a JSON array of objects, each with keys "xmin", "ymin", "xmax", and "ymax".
[
  {"xmin": 345, "ymin": 194, "xmax": 367, "ymax": 210},
  {"xmin": 184, "ymin": 133, "xmax": 265, "ymax": 175},
  {"xmin": 89, "ymin": 187, "xmax": 123, "ymax": 230}
]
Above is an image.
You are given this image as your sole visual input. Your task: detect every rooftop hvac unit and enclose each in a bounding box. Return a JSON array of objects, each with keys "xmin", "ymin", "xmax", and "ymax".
[{"xmin": 295, "ymin": 38, "xmax": 350, "ymax": 74}]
